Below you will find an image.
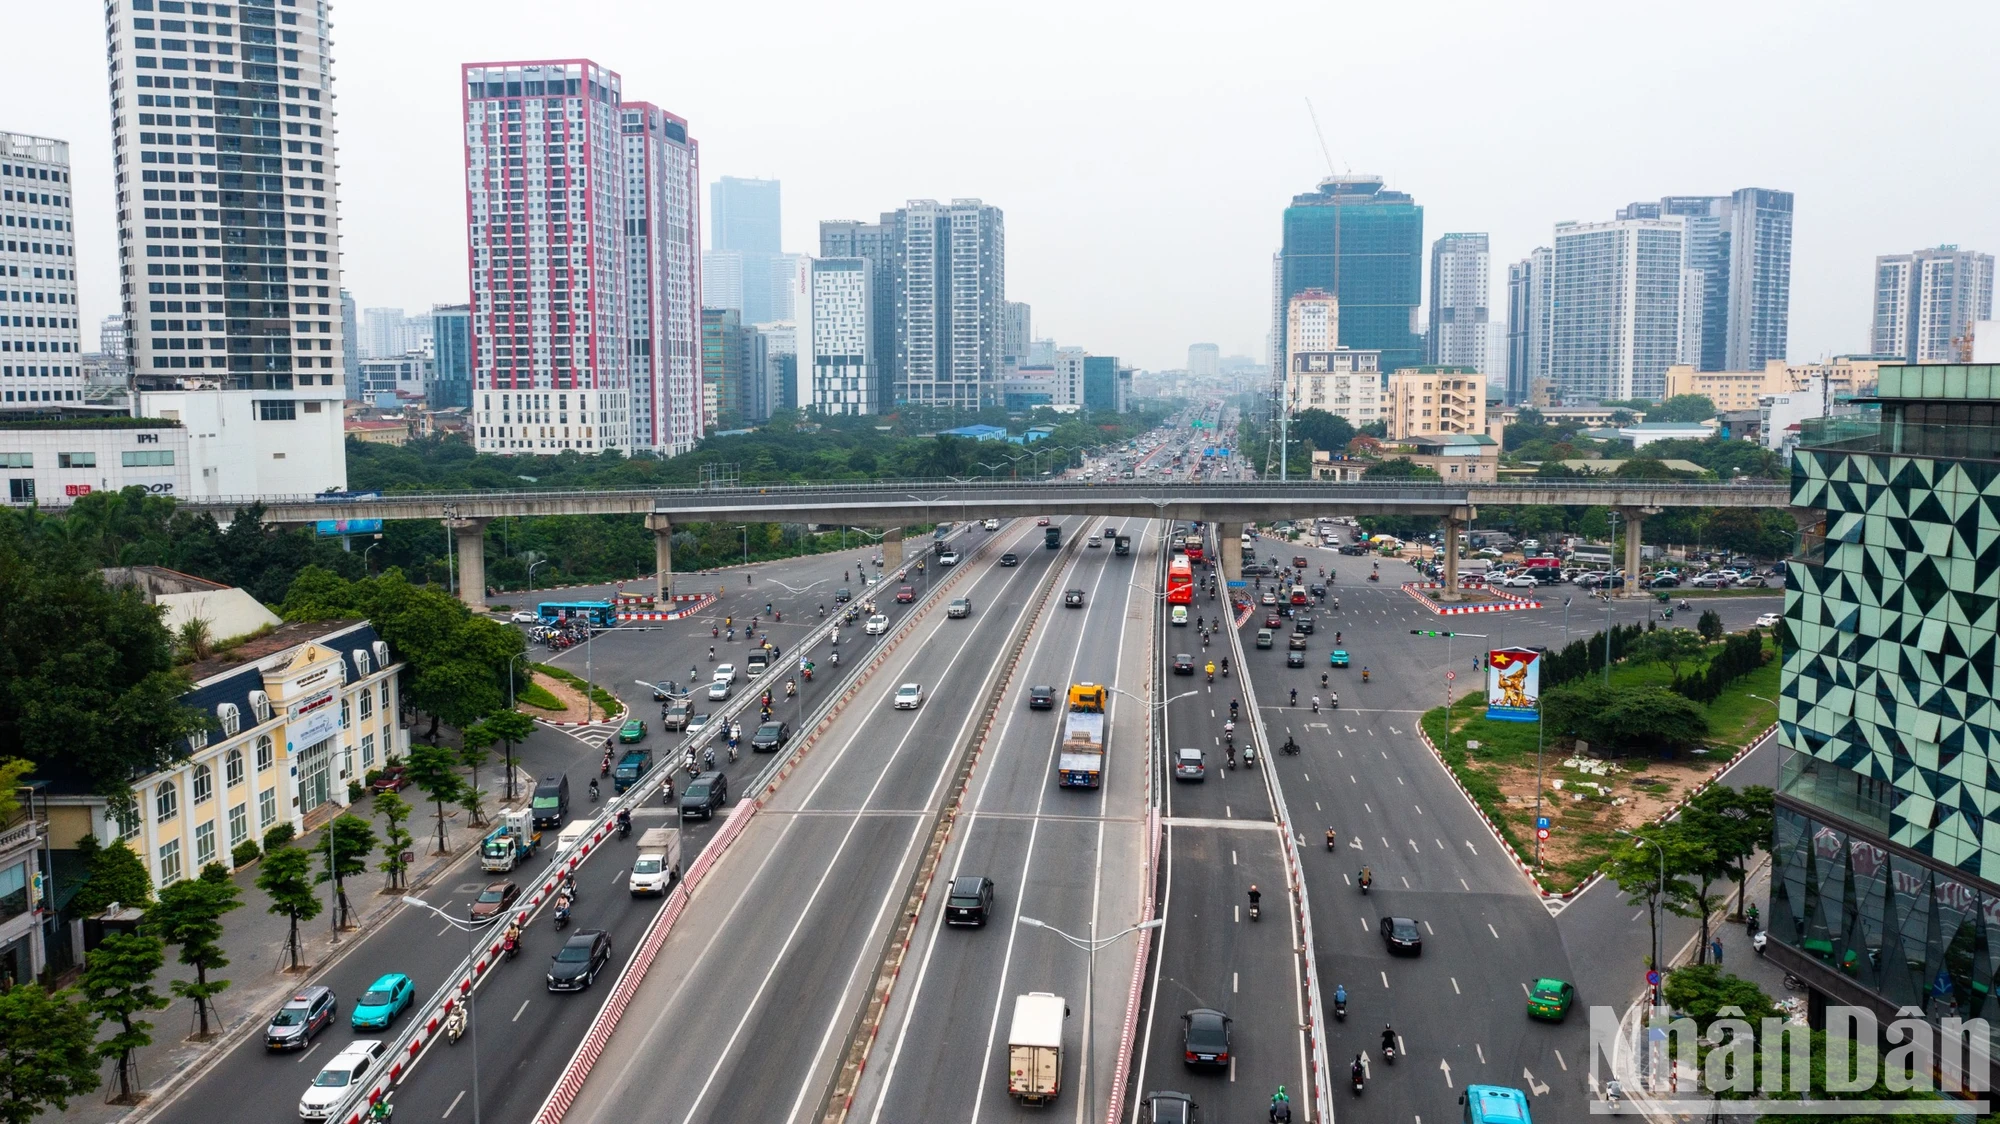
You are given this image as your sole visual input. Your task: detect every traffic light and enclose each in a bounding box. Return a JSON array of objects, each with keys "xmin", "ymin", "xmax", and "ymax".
[{"xmin": 1409, "ymin": 629, "xmax": 1457, "ymax": 638}]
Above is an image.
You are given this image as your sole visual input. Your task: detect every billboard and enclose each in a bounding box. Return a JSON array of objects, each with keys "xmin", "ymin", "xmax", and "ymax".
[
  {"xmin": 1485, "ymin": 646, "xmax": 1542, "ymax": 722},
  {"xmin": 316, "ymin": 519, "xmax": 384, "ymax": 536}
]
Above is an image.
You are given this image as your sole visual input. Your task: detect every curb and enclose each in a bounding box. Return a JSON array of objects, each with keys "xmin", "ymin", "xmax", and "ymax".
[
  {"xmin": 615, "ymin": 594, "xmax": 717, "ymax": 622},
  {"xmin": 1400, "ymin": 581, "xmax": 1543, "ymax": 615}
]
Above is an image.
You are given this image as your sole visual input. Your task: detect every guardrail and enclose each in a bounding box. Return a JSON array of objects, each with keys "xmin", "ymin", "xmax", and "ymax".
[
  {"xmin": 319, "ymin": 538, "xmax": 960, "ymax": 1124},
  {"xmin": 1226, "ymin": 552, "xmax": 1335, "ymax": 1124}
]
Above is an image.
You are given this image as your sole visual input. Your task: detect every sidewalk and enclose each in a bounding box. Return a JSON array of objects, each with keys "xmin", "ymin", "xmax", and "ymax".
[{"xmin": 50, "ymin": 750, "xmax": 530, "ymax": 1124}]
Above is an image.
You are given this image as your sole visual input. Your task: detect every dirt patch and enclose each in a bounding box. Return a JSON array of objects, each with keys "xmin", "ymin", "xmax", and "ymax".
[
  {"xmin": 521, "ymin": 670, "xmax": 612, "ymax": 721},
  {"xmin": 1477, "ymin": 749, "xmax": 1724, "ymax": 879}
]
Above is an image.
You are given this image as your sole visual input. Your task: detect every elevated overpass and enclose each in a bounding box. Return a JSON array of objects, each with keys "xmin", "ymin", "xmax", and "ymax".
[{"xmin": 173, "ymin": 478, "xmax": 1796, "ymax": 607}]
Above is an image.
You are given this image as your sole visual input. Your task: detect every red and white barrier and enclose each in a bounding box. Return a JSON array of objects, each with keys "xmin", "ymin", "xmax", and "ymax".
[{"xmin": 1401, "ymin": 582, "xmax": 1544, "ymax": 615}]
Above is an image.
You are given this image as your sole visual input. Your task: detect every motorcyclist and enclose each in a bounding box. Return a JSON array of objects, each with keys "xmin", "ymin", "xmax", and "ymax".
[
  {"xmin": 1223, "ymin": 719, "xmax": 1236, "ymax": 742},
  {"xmin": 1362, "ymin": 666, "xmax": 1370, "ymax": 683},
  {"xmin": 1248, "ymin": 884, "xmax": 1261, "ymax": 910},
  {"xmin": 1229, "ymin": 699, "xmax": 1239, "ymax": 720},
  {"xmin": 1351, "ymin": 1055, "xmax": 1366, "ymax": 1088},
  {"xmin": 1321, "ymin": 673, "xmax": 1329, "ymax": 690},
  {"xmin": 786, "ymin": 679, "xmax": 797, "ymax": 698},
  {"xmin": 1289, "ymin": 687, "xmax": 1297, "ymax": 706},
  {"xmin": 1205, "ymin": 660, "xmax": 1215, "ymax": 682},
  {"xmin": 588, "ymin": 778, "xmax": 600, "ymax": 802},
  {"xmin": 1325, "ymin": 827, "xmax": 1336, "ymax": 849},
  {"xmin": 1312, "ymin": 695, "xmax": 1320, "ymax": 714},
  {"xmin": 1269, "ymin": 1086, "xmax": 1291, "ymax": 1122},
  {"xmin": 1382, "ymin": 1024, "xmax": 1397, "ymax": 1058},
  {"xmin": 616, "ymin": 807, "xmax": 632, "ymax": 834},
  {"xmin": 1359, "ymin": 866, "xmax": 1373, "ymax": 890},
  {"xmin": 1333, "ymin": 982, "xmax": 1347, "ymax": 1007},
  {"xmin": 1220, "ymin": 656, "xmax": 1230, "ymax": 676}
]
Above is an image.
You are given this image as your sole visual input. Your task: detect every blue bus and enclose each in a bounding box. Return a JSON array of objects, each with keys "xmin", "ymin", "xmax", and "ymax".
[
  {"xmin": 1460, "ymin": 1085, "xmax": 1532, "ymax": 1123},
  {"xmin": 537, "ymin": 601, "xmax": 617, "ymax": 628}
]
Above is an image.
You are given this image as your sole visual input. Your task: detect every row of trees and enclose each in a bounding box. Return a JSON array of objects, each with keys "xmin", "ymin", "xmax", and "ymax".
[{"xmin": 1671, "ymin": 627, "xmax": 1771, "ymax": 705}]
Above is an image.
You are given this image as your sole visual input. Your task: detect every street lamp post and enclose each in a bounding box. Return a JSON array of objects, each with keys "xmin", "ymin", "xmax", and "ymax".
[
  {"xmin": 400, "ymin": 897, "xmax": 493, "ymax": 1124},
  {"xmin": 527, "ymin": 558, "xmax": 549, "ymax": 594},
  {"xmin": 1017, "ymin": 916, "xmax": 1164, "ymax": 1118},
  {"xmin": 362, "ymin": 536, "xmax": 383, "ymax": 575}
]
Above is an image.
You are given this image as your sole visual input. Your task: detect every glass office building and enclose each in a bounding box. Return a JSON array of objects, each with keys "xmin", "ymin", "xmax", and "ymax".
[
  {"xmin": 1278, "ymin": 176, "xmax": 1423, "ymax": 378},
  {"xmin": 1772, "ymin": 363, "xmax": 2000, "ymax": 1069}
]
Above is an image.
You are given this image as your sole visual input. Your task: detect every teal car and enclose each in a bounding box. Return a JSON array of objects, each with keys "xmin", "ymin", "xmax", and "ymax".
[
  {"xmin": 1527, "ymin": 977, "xmax": 1575, "ymax": 1021},
  {"xmin": 1328, "ymin": 649, "xmax": 1350, "ymax": 668},
  {"xmin": 617, "ymin": 718, "xmax": 647, "ymax": 744},
  {"xmin": 349, "ymin": 973, "xmax": 414, "ymax": 1030}
]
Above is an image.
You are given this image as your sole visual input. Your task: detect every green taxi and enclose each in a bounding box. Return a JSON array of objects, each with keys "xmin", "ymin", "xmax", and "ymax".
[
  {"xmin": 1328, "ymin": 649, "xmax": 1350, "ymax": 668},
  {"xmin": 617, "ymin": 718, "xmax": 648, "ymax": 744},
  {"xmin": 1526, "ymin": 977, "xmax": 1574, "ymax": 1021}
]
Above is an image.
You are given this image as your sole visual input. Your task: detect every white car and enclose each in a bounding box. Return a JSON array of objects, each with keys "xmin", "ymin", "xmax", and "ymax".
[
  {"xmin": 510, "ymin": 611, "xmax": 540, "ymax": 624},
  {"xmin": 865, "ymin": 614, "xmax": 890, "ymax": 636},
  {"xmin": 713, "ymin": 663, "xmax": 737, "ymax": 683},
  {"xmin": 299, "ymin": 1040, "xmax": 385, "ymax": 1121},
  {"xmin": 1492, "ymin": 574, "xmax": 1540, "ymax": 589},
  {"xmin": 1755, "ymin": 612, "xmax": 1782, "ymax": 628},
  {"xmin": 708, "ymin": 679, "xmax": 733, "ymax": 701},
  {"xmin": 1087, "ymin": 536, "xmax": 1102, "ymax": 548},
  {"xmin": 1691, "ymin": 572, "xmax": 1734, "ymax": 589},
  {"xmin": 939, "ymin": 551, "xmax": 961, "ymax": 567},
  {"xmin": 893, "ymin": 683, "xmax": 924, "ymax": 710},
  {"xmin": 983, "ymin": 518, "xmax": 1000, "ymax": 531}
]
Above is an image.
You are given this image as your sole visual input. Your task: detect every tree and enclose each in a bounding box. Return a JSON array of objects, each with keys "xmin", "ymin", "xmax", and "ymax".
[
  {"xmin": 141, "ymin": 864, "xmax": 242, "ymax": 1039},
  {"xmin": 1653, "ymin": 818, "xmax": 1727, "ymax": 965},
  {"xmin": 1630, "ymin": 628, "xmax": 1711, "ymax": 681},
  {"xmin": 78, "ymin": 930, "xmax": 168, "ymax": 1103},
  {"xmin": 1697, "ymin": 609, "xmax": 1725, "ymax": 642},
  {"xmin": 255, "ymin": 845, "xmax": 322, "ymax": 972},
  {"xmin": 1606, "ymin": 826, "xmax": 1703, "ymax": 972},
  {"xmin": 1362, "ymin": 457, "xmax": 1442, "ymax": 481},
  {"xmin": 314, "ymin": 814, "xmax": 378, "ymax": 929},
  {"xmin": 374, "ymin": 791, "xmax": 415, "ymax": 891},
  {"xmin": 68, "ymin": 835, "xmax": 153, "ymax": 916},
  {"xmin": 1613, "ymin": 457, "xmax": 1695, "ymax": 480},
  {"xmin": 404, "ymin": 742, "xmax": 463, "ymax": 854},
  {"xmin": 1290, "ymin": 409, "xmax": 1356, "ymax": 457},
  {"xmin": 1543, "ymin": 683, "xmax": 1708, "ymax": 755},
  {"xmin": 458, "ymin": 723, "xmax": 495, "ymax": 828},
  {"xmin": 1753, "ymin": 1031, "xmax": 1959, "ymax": 1122},
  {"xmin": 1685, "ymin": 784, "xmax": 1775, "ymax": 919},
  {"xmin": 1654, "ymin": 394, "xmax": 1718, "ymax": 423},
  {"xmin": 1659, "ymin": 963, "xmax": 1781, "ymax": 1032},
  {"xmin": 0, "ymin": 758, "xmax": 33, "ymax": 821},
  {"xmin": 0, "ymin": 983, "xmax": 101, "ymax": 1123},
  {"xmin": 482, "ymin": 710, "xmax": 534, "ymax": 801}
]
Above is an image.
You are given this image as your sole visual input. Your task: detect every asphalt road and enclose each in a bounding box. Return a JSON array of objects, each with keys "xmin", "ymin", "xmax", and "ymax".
[
  {"xmin": 851, "ymin": 518, "xmax": 1159, "ymax": 1122},
  {"xmin": 562, "ymin": 517, "xmax": 1083, "ymax": 1124},
  {"xmin": 1235, "ymin": 531, "xmax": 1782, "ymax": 1120},
  {"xmin": 1131, "ymin": 545, "xmax": 1312, "ymax": 1122}
]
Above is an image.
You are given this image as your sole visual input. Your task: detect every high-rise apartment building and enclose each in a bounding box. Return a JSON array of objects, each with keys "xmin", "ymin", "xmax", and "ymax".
[
  {"xmin": 1549, "ymin": 217, "xmax": 1689, "ymax": 402},
  {"xmin": 1, "ymin": 134, "xmax": 82, "ymax": 407},
  {"xmin": 894, "ymin": 199, "xmax": 1005, "ymax": 410},
  {"xmin": 1427, "ymin": 233, "xmax": 1489, "ymax": 372},
  {"xmin": 1052, "ymin": 347, "xmax": 1086, "ymax": 408},
  {"xmin": 819, "ymin": 217, "xmax": 899, "ymax": 409},
  {"xmin": 105, "ymin": 1, "xmax": 350, "ymax": 495},
  {"xmin": 361, "ymin": 306, "xmax": 405, "ymax": 358},
  {"xmin": 1003, "ymin": 301, "xmax": 1031, "ymax": 368},
  {"xmin": 1872, "ymin": 246, "xmax": 1994, "ymax": 364},
  {"xmin": 462, "ymin": 60, "xmax": 633, "ymax": 455},
  {"xmin": 1188, "ymin": 343, "xmax": 1220, "ymax": 379},
  {"xmin": 711, "ymin": 176, "xmax": 780, "ymax": 254},
  {"xmin": 622, "ymin": 101, "xmax": 701, "ymax": 454},
  {"xmin": 1286, "ymin": 287, "xmax": 1339, "ymax": 356},
  {"xmin": 700, "ymin": 307, "xmax": 747, "ymax": 428},
  {"xmin": 803, "ymin": 258, "xmax": 874, "ymax": 415},
  {"xmin": 428, "ymin": 304, "xmax": 471, "ymax": 409},
  {"xmin": 748, "ymin": 321, "xmax": 794, "ymax": 421},
  {"xmin": 1284, "ymin": 288, "xmax": 1381, "ymax": 426},
  {"xmin": 1617, "ymin": 188, "xmax": 1793, "ymax": 371},
  {"xmin": 1277, "ymin": 176, "xmax": 1423, "ymax": 379},
  {"xmin": 339, "ymin": 288, "xmax": 359, "ymax": 399}
]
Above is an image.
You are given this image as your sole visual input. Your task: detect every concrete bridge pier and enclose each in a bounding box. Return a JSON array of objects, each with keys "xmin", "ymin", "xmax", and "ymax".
[
  {"xmin": 882, "ymin": 527, "xmax": 904, "ymax": 569},
  {"xmin": 1218, "ymin": 523, "xmax": 1244, "ymax": 584},
  {"xmin": 1437, "ymin": 506, "xmax": 1475, "ymax": 601},
  {"xmin": 1618, "ymin": 507, "xmax": 1660, "ymax": 599},
  {"xmin": 447, "ymin": 516, "xmax": 491, "ymax": 611},
  {"xmin": 645, "ymin": 514, "xmax": 674, "ymax": 600}
]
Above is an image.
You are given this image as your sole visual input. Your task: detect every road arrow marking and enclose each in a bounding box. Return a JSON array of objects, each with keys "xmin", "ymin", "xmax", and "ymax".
[
  {"xmin": 1524, "ymin": 1068, "xmax": 1550, "ymax": 1096},
  {"xmin": 1465, "ymin": 840, "xmax": 1478, "ymax": 855}
]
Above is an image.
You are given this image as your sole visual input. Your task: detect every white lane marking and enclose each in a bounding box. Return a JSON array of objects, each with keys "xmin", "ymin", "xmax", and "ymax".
[
  {"xmin": 1460, "ymin": 878, "xmax": 1469, "ymax": 891},
  {"xmin": 1233, "ymin": 972, "xmax": 1239, "ymax": 994},
  {"xmin": 1407, "ymin": 838, "xmax": 1419, "ymax": 852},
  {"xmin": 512, "ymin": 999, "xmax": 529, "ymax": 1022},
  {"xmin": 1631, "ymin": 909, "xmax": 1645, "ymax": 922},
  {"xmin": 295, "ymin": 1042, "xmax": 320, "ymax": 1064},
  {"xmin": 1489, "ymin": 923, "xmax": 1501, "ymax": 939},
  {"xmin": 1314, "ymin": 802, "xmax": 1321, "ymax": 811},
  {"xmin": 1380, "ymin": 836, "xmax": 1390, "ymax": 849},
  {"xmin": 1381, "ymin": 970, "xmax": 1390, "ymax": 989},
  {"xmin": 1302, "ymin": 773, "xmax": 1310, "ymax": 782},
  {"xmin": 1225, "ymin": 805, "xmax": 1232, "ymax": 818},
  {"xmin": 1555, "ymin": 1049, "xmax": 1567, "ymax": 1071},
  {"xmin": 1232, "ymin": 849, "xmax": 1237, "ymax": 866},
  {"xmin": 1476, "ymin": 1043, "xmax": 1486, "ymax": 1064},
  {"xmin": 436, "ymin": 923, "xmax": 453, "ymax": 938},
  {"xmin": 1413, "ymin": 803, "xmax": 1422, "ymax": 814},
  {"xmin": 1521, "ymin": 981, "xmax": 1531, "ymax": 997},
  {"xmin": 1436, "ymin": 838, "xmax": 1446, "ymax": 850},
  {"xmin": 1424, "ymin": 920, "xmax": 1435, "ymax": 935},
  {"xmin": 1451, "ymin": 977, "xmax": 1461, "ymax": 995},
  {"xmin": 1364, "ymin": 802, "xmax": 1373, "ymax": 813},
  {"xmin": 1359, "ymin": 915, "xmax": 1368, "ymax": 931},
  {"xmin": 1401, "ymin": 876, "xmax": 1410, "ymax": 888},
  {"xmin": 442, "ymin": 1090, "xmax": 466, "ymax": 1119}
]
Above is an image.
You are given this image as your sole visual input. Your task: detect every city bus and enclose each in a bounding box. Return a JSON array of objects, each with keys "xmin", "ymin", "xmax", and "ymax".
[
  {"xmin": 1459, "ymin": 1084, "xmax": 1533, "ymax": 1123},
  {"xmin": 1166, "ymin": 557, "xmax": 1194, "ymax": 618},
  {"xmin": 1183, "ymin": 534, "xmax": 1205, "ymax": 563},
  {"xmin": 537, "ymin": 601, "xmax": 618, "ymax": 628}
]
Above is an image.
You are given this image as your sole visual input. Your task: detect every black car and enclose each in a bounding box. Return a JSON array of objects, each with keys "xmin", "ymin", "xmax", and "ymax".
[
  {"xmin": 1000, "ymin": 553, "xmax": 1019, "ymax": 567},
  {"xmin": 547, "ymin": 929, "xmax": 613, "ymax": 991},
  {"xmin": 1381, "ymin": 915, "xmax": 1423, "ymax": 955},
  {"xmin": 1181, "ymin": 1007, "xmax": 1232, "ymax": 1068},
  {"xmin": 1306, "ymin": 583, "xmax": 1326, "ymax": 599},
  {"xmin": 1294, "ymin": 613, "xmax": 1315, "ymax": 633},
  {"xmin": 1064, "ymin": 589, "xmax": 1086, "ymax": 608},
  {"xmin": 681, "ymin": 770, "xmax": 729, "ymax": 819},
  {"xmin": 265, "ymin": 985, "xmax": 337, "ymax": 1050},
  {"xmin": 945, "ymin": 875, "xmax": 995, "ymax": 926},
  {"xmin": 1286, "ymin": 650, "xmax": 1305, "ymax": 668},
  {"xmin": 834, "ymin": 588, "xmax": 852, "ymax": 603},
  {"xmin": 1339, "ymin": 543, "xmax": 1371, "ymax": 556},
  {"xmin": 750, "ymin": 721, "xmax": 791, "ymax": 753},
  {"xmin": 1172, "ymin": 653, "xmax": 1195, "ymax": 675},
  {"xmin": 1142, "ymin": 1092, "xmax": 1199, "ymax": 1124},
  {"xmin": 1028, "ymin": 685, "xmax": 1056, "ymax": 710}
]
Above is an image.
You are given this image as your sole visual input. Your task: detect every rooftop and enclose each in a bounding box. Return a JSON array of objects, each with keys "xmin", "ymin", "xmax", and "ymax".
[{"xmin": 183, "ymin": 618, "xmax": 361, "ymax": 684}]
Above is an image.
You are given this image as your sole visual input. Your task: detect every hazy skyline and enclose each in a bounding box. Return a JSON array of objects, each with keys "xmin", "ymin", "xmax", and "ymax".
[{"xmin": 9, "ymin": 0, "xmax": 1997, "ymax": 372}]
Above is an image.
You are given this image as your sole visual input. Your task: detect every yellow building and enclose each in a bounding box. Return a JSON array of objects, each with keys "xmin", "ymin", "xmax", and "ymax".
[
  {"xmin": 1662, "ymin": 362, "xmax": 1789, "ymax": 413},
  {"xmin": 1783, "ymin": 356, "xmax": 1887, "ymax": 399},
  {"xmin": 1386, "ymin": 367, "xmax": 1486, "ymax": 440}
]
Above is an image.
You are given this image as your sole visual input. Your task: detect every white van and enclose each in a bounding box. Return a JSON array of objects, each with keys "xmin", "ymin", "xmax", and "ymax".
[{"xmin": 556, "ymin": 821, "xmax": 591, "ymax": 856}]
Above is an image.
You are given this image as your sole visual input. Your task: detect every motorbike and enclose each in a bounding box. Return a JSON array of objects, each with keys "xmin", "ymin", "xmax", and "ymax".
[
  {"xmin": 1753, "ymin": 931, "xmax": 1769, "ymax": 956},
  {"xmin": 445, "ymin": 1004, "xmax": 467, "ymax": 1045},
  {"xmin": 588, "ymin": 780, "xmax": 599, "ymax": 803},
  {"xmin": 1248, "ymin": 900, "xmax": 1261, "ymax": 921},
  {"xmin": 1383, "ymin": 1040, "xmax": 1396, "ymax": 1065},
  {"xmin": 618, "ymin": 816, "xmax": 631, "ymax": 840},
  {"xmin": 1329, "ymin": 693, "xmax": 1339, "ymax": 709},
  {"xmin": 502, "ymin": 931, "xmax": 520, "ymax": 960},
  {"xmin": 1243, "ymin": 744, "xmax": 1256, "ymax": 769},
  {"xmin": 1333, "ymin": 992, "xmax": 1347, "ymax": 1020},
  {"xmin": 1359, "ymin": 874, "xmax": 1372, "ymax": 895},
  {"xmin": 600, "ymin": 754, "xmax": 612, "ymax": 777},
  {"xmin": 1351, "ymin": 1066, "xmax": 1365, "ymax": 1095},
  {"xmin": 553, "ymin": 902, "xmax": 570, "ymax": 931},
  {"xmin": 1367, "ymin": 573, "xmax": 1379, "ymax": 583}
]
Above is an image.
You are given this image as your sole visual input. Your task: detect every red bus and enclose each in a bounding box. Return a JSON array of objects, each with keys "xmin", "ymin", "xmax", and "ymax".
[
  {"xmin": 1166, "ymin": 557, "xmax": 1194, "ymax": 605},
  {"xmin": 1183, "ymin": 534, "xmax": 1205, "ymax": 563}
]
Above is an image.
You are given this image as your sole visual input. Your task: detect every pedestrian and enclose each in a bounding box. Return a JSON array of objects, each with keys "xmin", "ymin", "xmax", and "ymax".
[{"xmin": 1710, "ymin": 937, "xmax": 1724, "ymax": 965}]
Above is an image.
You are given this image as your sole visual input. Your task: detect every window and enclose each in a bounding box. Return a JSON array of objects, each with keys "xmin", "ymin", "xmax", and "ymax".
[
  {"xmin": 352, "ymin": 649, "xmax": 372, "ymax": 676},
  {"xmin": 0, "ymin": 453, "xmax": 30, "ymax": 468},
  {"xmin": 189, "ymin": 725, "xmax": 208, "ymax": 750},
  {"xmin": 7, "ymin": 479, "xmax": 32, "ymax": 503},
  {"xmin": 58, "ymin": 452, "xmax": 97, "ymax": 468},
  {"xmin": 360, "ymin": 732, "xmax": 375, "ymax": 768},
  {"xmin": 156, "ymin": 780, "xmax": 178, "ymax": 822},
  {"xmin": 258, "ymin": 785, "xmax": 277, "ymax": 829},
  {"xmin": 194, "ymin": 820, "xmax": 216, "ymax": 867},
  {"xmin": 227, "ymin": 802, "xmax": 248, "ymax": 846},
  {"xmin": 340, "ymin": 698, "xmax": 350, "ymax": 729},
  {"xmin": 159, "ymin": 839, "xmax": 183, "ymax": 885},
  {"xmin": 358, "ymin": 689, "xmax": 372, "ymax": 721},
  {"xmin": 257, "ymin": 399, "xmax": 296, "ymax": 420},
  {"xmin": 0, "ymin": 860, "xmax": 27, "ymax": 924},
  {"xmin": 217, "ymin": 701, "xmax": 240, "ymax": 736},
  {"xmin": 379, "ymin": 681, "xmax": 389, "ymax": 713},
  {"xmin": 222, "ymin": 750, "xmax": 243, "ymax": 791},
  {"xmin": 255, "ymin": 733, "xmax": 274, "ymax": 771},
  {"xmin": 191, "ymin": 763, "xmax": 213, "ymax": 804},
  {"xmin": 121, "ymin": 449, "xmax": 177, "ymax": 467},
  {"xmin": 250, "ymin": 690, "xmax": 271, "ymax": 722}
]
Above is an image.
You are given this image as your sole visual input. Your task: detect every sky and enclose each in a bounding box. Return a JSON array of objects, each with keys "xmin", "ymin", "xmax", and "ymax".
[{"xmin": 8, "ymin": 0, "xmax": 1998, "ymax": 372}]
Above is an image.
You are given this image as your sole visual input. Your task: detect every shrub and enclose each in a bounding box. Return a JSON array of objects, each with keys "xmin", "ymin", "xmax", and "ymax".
[
  {"xmin": 231, "ymin": 839, "xmax": 262, "ymax": 868},
  {"xmin": 262, "ymin": 822, "xmax": 296, "ymax": 850},
  {"xmin": 346, "ymin": 779, "xmax": 364, "ymax": 803}
]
